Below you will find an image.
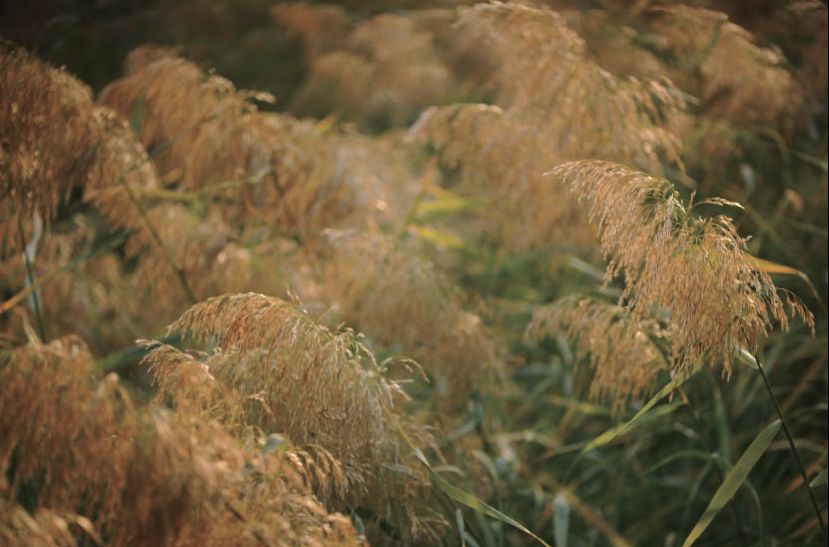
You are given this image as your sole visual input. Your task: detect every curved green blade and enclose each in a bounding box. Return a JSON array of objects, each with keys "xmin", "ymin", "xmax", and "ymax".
[{"xmin": 682, "ymin": 419, "xmax": 781, "ymax": 547}]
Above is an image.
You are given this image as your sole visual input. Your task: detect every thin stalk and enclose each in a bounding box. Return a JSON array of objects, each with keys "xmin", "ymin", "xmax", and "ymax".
[
  {"xmin": 118, "ymin": 173, "xmax": 197, "ymax": 304},
  {"xmin": 755, "ymin": 354, "xmax": 826, "ymax": 537},
  {"xmin": 1, "ymin": 232, "xmax": 126, "ymax": 315},
  {"xmin": 18, "ymin": 220, "xmax": 46, "ymax": 342}
]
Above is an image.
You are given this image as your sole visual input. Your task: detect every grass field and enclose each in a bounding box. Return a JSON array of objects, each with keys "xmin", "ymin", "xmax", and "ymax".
[{"xmin": 1, "ymin": 1, "xmax": 827, "ymax": 545}]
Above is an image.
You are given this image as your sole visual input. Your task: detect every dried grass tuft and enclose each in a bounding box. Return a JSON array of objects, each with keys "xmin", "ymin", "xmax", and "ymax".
[
  {"xmin": 651, "ymin": 5, "xmax": 804, "ymax": 130},
  {"xmin": 551, "ymin": 160, "xmax": 814, "ymax": 376},
  {"xmin": 288, "ymin": 12, "xmax": 456, "ymax": 129},
  {"xmin": 454, "ymin": 2, "xmax": 685, "ymax": 170},
  {"xmin": 143, "ymin": 292, "xmax": 442, "ymax": 542},
  {"xmin": 1, "ymin": 42, "xmax": 160, "ymax": 254},
  {"xmin": 319, "ymin": 229, "xmax": 502, "ymax": 406},
  {"xmin": 272, "ymin": 3, "xmax": 351, "ymax": 57},
  {"xmin": 100, "ymin": 48, "xmax": 409, "ymax": 241},
  {"xmin": 411, "ymin": 2, "xmax": 685, "ymax": 250},
  {"xmin": 0, "ymin": 335, "xmax": 361, "ymax": 546},
  {"xmin": 98, "ymin": 49, "xmax": 253, "ymax": 191},
  {"xmin": 527, "ymin": 297, "xmax": 666, "ymax": 410}
]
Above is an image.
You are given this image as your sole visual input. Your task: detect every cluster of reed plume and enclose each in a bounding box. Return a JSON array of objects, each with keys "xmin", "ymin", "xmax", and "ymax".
[{"xmin": 1, "ymin": 0, "xmax": 824, "ymax": 544}]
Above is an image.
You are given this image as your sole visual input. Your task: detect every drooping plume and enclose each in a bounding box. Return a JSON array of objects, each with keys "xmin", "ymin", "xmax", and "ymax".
[{"xmin": 551, "ymin": 160, "xmax": 813, "ymax": 375}]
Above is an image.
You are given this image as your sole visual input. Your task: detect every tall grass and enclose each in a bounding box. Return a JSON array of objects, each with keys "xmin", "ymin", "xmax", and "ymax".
[{"xmin": 1, "ymin": 1, "xmax": 826, "ymax": 545}]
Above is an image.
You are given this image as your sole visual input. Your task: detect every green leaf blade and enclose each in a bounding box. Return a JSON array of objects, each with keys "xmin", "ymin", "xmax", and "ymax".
[{"xmin": 682, "ymin": 419, "xmax": 781, "ymax": 547}]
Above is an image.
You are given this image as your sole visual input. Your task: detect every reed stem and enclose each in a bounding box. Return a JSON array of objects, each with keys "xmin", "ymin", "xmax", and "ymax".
[{"xmin": 755, "ymin": 354, "xmax": 826, "ymax": 538}]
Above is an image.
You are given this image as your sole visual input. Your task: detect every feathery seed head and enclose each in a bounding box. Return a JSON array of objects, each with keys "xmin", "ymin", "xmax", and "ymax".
[
  {"xmin": 319, "ymin": 230, "xmax": 503, "ymax": 406},
  {"xmin": 551, "ymin": 160, "xmax": 814, "ymax": 376},
  {"xmin": 527, "ymin": 297, "xmax": 666, "ymax": 410},
  {"xmin": 144, "ymin": 292, "xmax": 440, "ymax": 541}
]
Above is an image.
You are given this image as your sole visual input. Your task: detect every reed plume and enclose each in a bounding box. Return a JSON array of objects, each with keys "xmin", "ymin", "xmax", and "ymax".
[
  {"xmin": 454, "ymin": 2, "xmax": 685, "ymax": 170},
  {"xmin": 82, "ymin": 107, "xmax": 160, "ymax": 231},
  {"xmin": 0, "ymin": 335, "xmax": 360, "ymax": 546},
  {"xmin": 651, "ymin": 5, "xmax": 804, "ymax": 131},
  {"xmin": 98, "ymin": 48, "xmax": 253, "ymax": 190},
  {"xmin": 1, "ymin": 42, "xmax": 162, "ymax": 252},
  {"xmin": 411, "ymin": 103, "xmax": 593, "ymax": 250},
  {"xmin": 0, "ymin": 224, "xmax": 151, "ymax": 351},
  {"xmin": 527, "ymin": 297, "xmax": 666, "ymax": 410},
  {"xmin": 559, "ymin": 6, "xmax": 669, "ymax": 82},
  {"xmin": 142, "ymin": 292, "xmax": 442, "ymax": 542},
  {"xmin": 411, "ymin": 2, "xmax": 685, "ymax": 250},
  {"xmin": 551, "ymin": 160, "xmax": 813, "ymax": 376},
  {"xmin": 288, "ymin": 12, "xmax": 455, "ymax": 129},
  {"xmin": 319, "ymin": 229, "xmax": 502, "ymax": 407},
  {"xmin": 0, "ymin": 44, "xmax": 146, "ymax": 255},
  {"xmin": 0, "ymin": 42, "xmax": 167, "ymax": 349},
  {"xmin": 125, "ymin": 204, "xmax": 231, "ymax": 305},
  {"xmin": 100, "ymin": 47, "xmax": 407, "ymax": 241},
  {"xmin": 272, "ymin": 3, "xmax": 351, "ymax": 59},
  {"xmin": 1, "ymin": 42, "xmax": 93, "ymax": 252}
]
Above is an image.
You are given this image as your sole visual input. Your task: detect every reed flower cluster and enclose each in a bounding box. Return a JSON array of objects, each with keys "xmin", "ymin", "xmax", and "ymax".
[
  {"xmin": 527, "ymin": 297, "xmax": 666, "ymax": 409},
  {"xmin": 0, "ymin": 42, "xmax": 155, "ymax": 254},
  {"xmin": 0, "ymin": 1, "xmax": 824, "ymax": 544},
  {"xmin": 319, "ymin": 230, "xmax": 502, "ymax": 406},
  {"xmin": 0, "ymin": 336, "xmax": 359, "ymax": 546},
  {"xmin": 411, "ymin": 2, "xmax": 685, "ymax": 250},
  {"xmin": 551, "ymin": 160, "xmax": 814, "ymax": 376},
  {"xmin": 143, "ymin": 292, "xmax": 443, "ymax": 542},
  {"xmin": 651, "ymin": 5, "xmax": 804, "ymax": 131}
]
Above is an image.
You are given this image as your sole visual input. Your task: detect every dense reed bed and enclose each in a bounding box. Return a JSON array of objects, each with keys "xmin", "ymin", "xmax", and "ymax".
[{"xmin": 2, "ymin": 1, "xmax": 826, "ymax": 545}]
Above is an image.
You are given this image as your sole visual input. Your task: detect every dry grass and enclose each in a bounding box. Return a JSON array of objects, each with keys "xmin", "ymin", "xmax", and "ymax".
[
  {"xmin": 98, "ymin": 49, "xmax": 254, "ymax": 191},
  {"xmin": 0, "ymin": 2, "xmax": 825, "ymax": 544},
  {"xmin": 142, "ymin": 292, "xmax": 444, "ymax": 542},
  {"xmin": 527, "ymin": 297, "xmax": 666, "ymax": 410},
  {"xmin": 100, "ymin": 47, "xmax": 415, "ymax": 242},
  {"xmin": 551, "ymin": 160, "xmax": 814, "ymax": 376},
  {"xmin": 0, "ymin": 225, "xmax": 147, "ymax": 350},
  {"xmin": 287, "ymin": 11, "xmax": 457, "ymax": 129},
  {"xmin": 318, "ymin": 229, "xmax": 502, "ymax": 406},
  {"xmin": 455, "ymin": 2, "xmax": 685, "ymax": 171},
  {"xmin": 0, "ymin": 42, "xmax": 96, "ymax": 254},
  {"xmin": 0, "ymin": 42, "xmax": 154, "ymax": 255},
  {"xmin": 651, "ymin": 5, "xmax": 804, "ymax": 131},
  {"xmin": 0, "ymin": 335, "xmax": 361, "ymax": 546},
  {"xmin": 272, "ymin": 3, "xmax": 351, "ymax": 59},
  {"xmin": 411, "ymin": 2, "xmax": 685, "ymax": 250}
]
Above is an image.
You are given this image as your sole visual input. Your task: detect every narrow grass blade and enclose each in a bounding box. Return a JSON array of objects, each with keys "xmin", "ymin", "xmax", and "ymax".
[
  {"xmin": 391, "ymin": 418, "xmax": 549, "ymax": 546},
  {"xmin": 544, "ymin": 477, "xmax": 633, "ymax": 547},
  {"xmin": 682, "ymin": 420, "xmax": 781, "ymax": 547},
  {"xmin": 744, "ymin": 253, "xmax": 825, "ymax": 310},
  {"xmin": 414, "ymin": 449, "xmax": 551, "ymax": 547},
  {"xmin": 409, "ymin": 225, "xmax": 467, "ymax": 250},
  {"xmin": 582, "ymin": 362, "xmax": 701, "ymax": 453}
]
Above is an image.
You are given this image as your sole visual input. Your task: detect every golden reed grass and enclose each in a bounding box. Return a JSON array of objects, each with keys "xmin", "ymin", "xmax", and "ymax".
[
  {"xmin": 99, "ymin": 46, "xmax": 393, "ymax": 241},
  {"xmin": 142, "ymin": 292, "xmax": 445, "ymax": 543},
  {"xmin": 527, "ymin": 297, "xmax": 666, "ymax": 410},
  {"xmin": 0, "ymin": 336, "xmax": 359, "ymax": 546},
  {"xmin": 0, "ymin": 42, "xmax": 156, "ymax": 255},
  {"xmin": 282, "ymin": 9, "xmax": 456, "ymax": 129},
  {"xmin": 1, "ymin": 2, "xmax": 823, "ymax": 544},
  {"xmin": 411, "ymin": 2, "xmax": 685, "ymax": 250},
  {"xmin": 650, "ymin": 5, "xmax": 804, "ymax": 131},
  {"xmin": 550, "ymin": 160, "xmax": 814, "ymax": 377},
  {"xmin": 318, "ymin": 229, "xmax": 502, "ymax": 407}
]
